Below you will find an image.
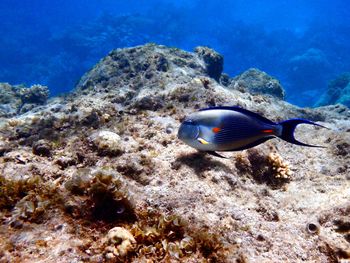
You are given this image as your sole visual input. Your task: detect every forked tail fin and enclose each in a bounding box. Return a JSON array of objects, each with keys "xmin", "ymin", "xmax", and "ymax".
[{"xmin": 278, "ymin": 119, "xmax": 328, "ymax": 148}]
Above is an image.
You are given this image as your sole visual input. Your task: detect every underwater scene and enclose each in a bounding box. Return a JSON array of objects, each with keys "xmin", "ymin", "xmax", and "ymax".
[{"xmin": 0, "ymin": 0, "xmax": 349, "ymax": 262}]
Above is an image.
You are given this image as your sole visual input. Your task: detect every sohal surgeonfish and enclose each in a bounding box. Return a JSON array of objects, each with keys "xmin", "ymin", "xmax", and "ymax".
[{"xmin": 178, "ymin": 106, "xmax": 327, "ymax": 158}]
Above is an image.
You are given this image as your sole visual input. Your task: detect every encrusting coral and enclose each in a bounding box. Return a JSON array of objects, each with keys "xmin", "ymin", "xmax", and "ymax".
[
  {"xmin": 267, "ymin": 152, "xmax": 292, "ymax": 179},
  {"xmin": 105, "ymin": 227, "xmax": 136, "ymax": 259},
  {"xmin": 0, "ymin": 175, "xmax": 58, "ymax": 227},
  {"xmin": 64, "ymin": 169, "xmax": 229, "ymax": 261},
  {"xmin": 107, "ymin": 211, "xmax": 229, "ymax": 261},
  {"xmin": 235, "ymin": 149, "xmax": 292, "ymax": 188},
  {"xmin": 64, "ymin": 168, "xmax": 135, "ymax": 221},
  {"xmin": 89, "ymin": 130, "xmax": 124, "ymax": 156}
]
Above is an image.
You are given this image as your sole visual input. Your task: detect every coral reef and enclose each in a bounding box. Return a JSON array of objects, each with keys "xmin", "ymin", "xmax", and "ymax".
[
  {"xmin": 194, "ymin": 46, "xmax": 224, "ymax": 81},
  {"xmin": 235, "ymin": 150, "xmax": 292, "ymax": 188},
  {"xmin": 64, "ymin": 168, "xmax": 136, "ymax": 221},
  {"xmin": 0, "ymin": 83, "xmax": 22, "ymax": 117},
  {"xmin": 0, "ymin": 174, "xmax": 58, "ymax": 228},
  {"xmin": 267, "ymin": 152, "xmax": 293, "ymax": 179},
  {"xmin": 0, "ymin": 44, "xmax": 349, "ymax": 262},
  {"xmin": 104, "ymin": 227, "xmax": 136, "ymax": 259},
  {"xmin": 0, "ymin": 83, "xmax": 49, "ymax": 118},
  {"xmin": 316, "ymin": 72, "xmax": 350, "ymax": 108},
  {"xmin": 230, "ymin": 68, "xmax": 285, "ymax": 99}
]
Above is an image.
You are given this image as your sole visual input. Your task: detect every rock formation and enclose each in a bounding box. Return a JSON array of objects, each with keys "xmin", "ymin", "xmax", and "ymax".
[
  {"xmin": 0, "ymin": 44, "xmax": 349, "ymax": 262},
  {"xmin": 316, "ymin": 72, "xmax": 350, "ymax": 108}
]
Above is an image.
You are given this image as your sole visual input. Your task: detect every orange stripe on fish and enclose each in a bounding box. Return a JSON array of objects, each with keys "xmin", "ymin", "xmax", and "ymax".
[
  {"xmin": 262, "ymin": 129, "xmax": 273, "ymax": 134},
  {"xmin": 212, "ymin": 127, "xmax": 221, "ymax": 133}
]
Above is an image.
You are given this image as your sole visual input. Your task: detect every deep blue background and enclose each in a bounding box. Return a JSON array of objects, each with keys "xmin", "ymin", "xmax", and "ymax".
[{"xmin": 0, "ymin": 0, "xmax": 349, "ymax": 106}]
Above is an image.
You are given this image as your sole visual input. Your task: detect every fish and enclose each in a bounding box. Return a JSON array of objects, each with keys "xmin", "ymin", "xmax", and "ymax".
[{"xmin": 177, "ymin": 106, "xmax": 327, "ymax": 158}]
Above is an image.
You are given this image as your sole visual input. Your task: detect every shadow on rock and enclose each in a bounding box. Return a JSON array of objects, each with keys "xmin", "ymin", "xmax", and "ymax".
[{"xmin": 172, "ymin": 152, "xmax": 232, "ymax": 177}]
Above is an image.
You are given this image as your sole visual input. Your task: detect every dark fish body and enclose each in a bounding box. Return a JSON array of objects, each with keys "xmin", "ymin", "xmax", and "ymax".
[{"xmin": 178, "ymin": 106, "xmax": 325, "ymax": 157}]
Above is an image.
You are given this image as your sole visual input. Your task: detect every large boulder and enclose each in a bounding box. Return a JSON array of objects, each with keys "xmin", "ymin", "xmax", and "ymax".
[
  {"xmin": 316, "ymin": 73, "xmax": 350, "ymax": 107},
  {"xmin": 75, "ymin": 44, "xmax": 207, "ymax": 93},
  {"xmin": 230, "ymin": 68, "xmax": 285, "ymax": 99}
]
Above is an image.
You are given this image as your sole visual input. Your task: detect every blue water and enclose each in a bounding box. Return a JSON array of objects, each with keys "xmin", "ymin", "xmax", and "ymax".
[{"xmin": 1, "ymin": 0, "xmax": 349, "ymax": 106}]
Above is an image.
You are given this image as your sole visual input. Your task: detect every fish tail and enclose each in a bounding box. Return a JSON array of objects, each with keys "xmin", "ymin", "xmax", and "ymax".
[{"xmin": 278, "ymin": 119, "xmax": 328, "ymax": 148}]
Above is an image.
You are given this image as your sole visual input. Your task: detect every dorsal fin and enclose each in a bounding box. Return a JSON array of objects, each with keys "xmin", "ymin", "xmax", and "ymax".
[{"xmin": 199, "ymin": 106, "xmax": 276, "ymax": 125}]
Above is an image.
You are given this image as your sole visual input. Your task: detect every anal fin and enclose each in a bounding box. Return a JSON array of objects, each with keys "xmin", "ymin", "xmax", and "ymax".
[{"xmin": 206, "ymin": 151, "xmax": 227, "ymax": 158}]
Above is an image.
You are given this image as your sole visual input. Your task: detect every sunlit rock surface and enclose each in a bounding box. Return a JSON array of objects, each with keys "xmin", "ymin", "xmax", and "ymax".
[{"xmin": 0, "ymin": 44, "xmax": 349, "ymax": 262}]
